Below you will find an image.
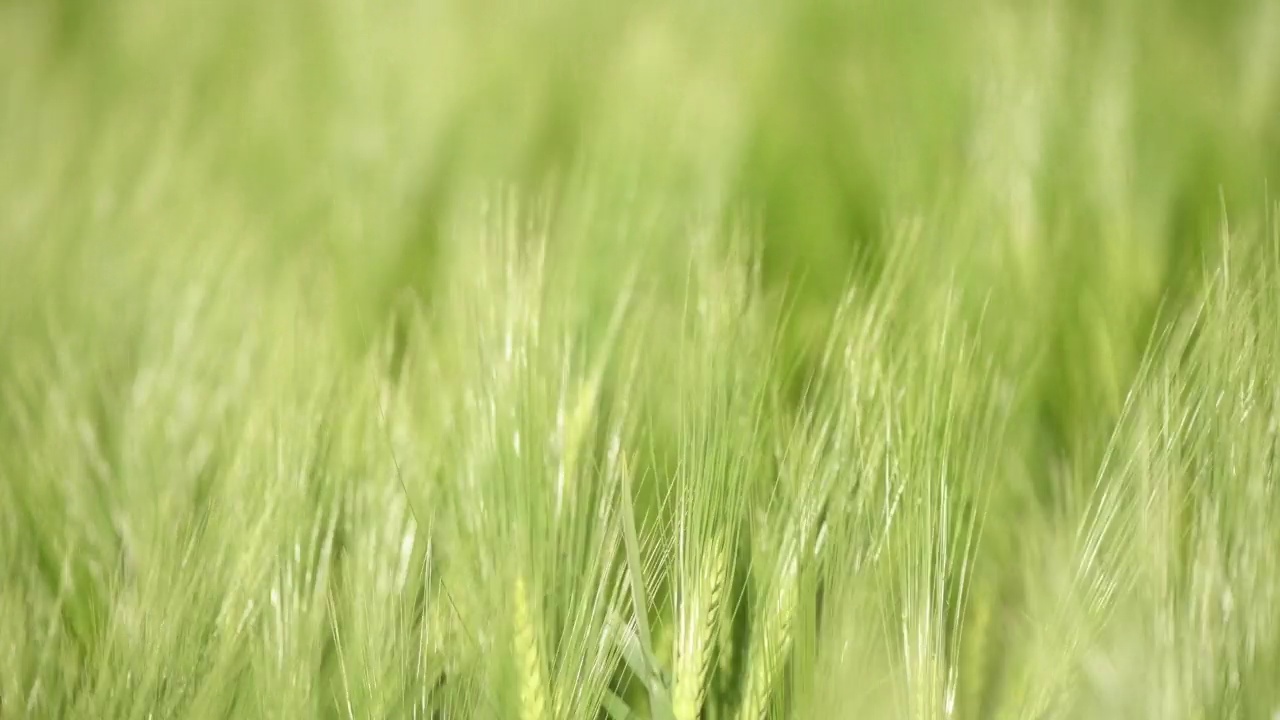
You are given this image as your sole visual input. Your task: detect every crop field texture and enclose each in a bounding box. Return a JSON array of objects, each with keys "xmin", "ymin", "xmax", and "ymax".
[{"xmin": 3, "ymin": 0, "xmax": 1280, "ymax": 718}]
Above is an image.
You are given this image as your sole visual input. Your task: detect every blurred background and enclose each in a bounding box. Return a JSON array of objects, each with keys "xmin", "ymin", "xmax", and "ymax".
[{"xmin": 3, "ymin": 0, "xmax": 1279, "ymax": 468}]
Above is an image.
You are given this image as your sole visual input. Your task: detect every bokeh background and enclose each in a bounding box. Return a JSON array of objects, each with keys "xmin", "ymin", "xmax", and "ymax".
[{"xmin": 5, "ymin": 0, "xmax": 1278, "ymax": 462}]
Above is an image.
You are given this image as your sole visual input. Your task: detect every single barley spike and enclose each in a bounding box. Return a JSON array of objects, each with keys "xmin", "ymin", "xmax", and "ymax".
[
  {"xmin": 514, "ymin": 574, "xmax": 549, "ymax": 720},
  {"xmin": 673, "ymin": 538, "xmax": 730, "ymax": 720},
  {"xmin": 737, "ymin": 555, "xmax": 798, "ymax": 720},
  {"xmin": 736, "ymin": 620, "xmax": 782, "ymax": 720},
  {"xmin": 716, "ymin": 583, "xmax": 738, "ymax": 701}
]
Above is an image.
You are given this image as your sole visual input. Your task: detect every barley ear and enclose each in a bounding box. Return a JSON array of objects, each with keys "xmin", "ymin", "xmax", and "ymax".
[
  {"xmin": 737, "ymin": 555, "xmax": 798, "ymax": 720},
  {"xmin": 673, "ymin": 538, "xmax": 730, "ymax": 720},
  {"xmin": 514, "ymin": 574, "xmax": 549, "ymax": 720},
  {"xmin": 716, "ymin": 581, "xmax": 738, "ymax": 700}
]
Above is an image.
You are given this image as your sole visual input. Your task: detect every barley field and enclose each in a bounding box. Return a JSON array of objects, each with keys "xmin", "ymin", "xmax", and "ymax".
[{"xmin": 3, "ymin": 0, "xmax": 1280, "ymax": 718}]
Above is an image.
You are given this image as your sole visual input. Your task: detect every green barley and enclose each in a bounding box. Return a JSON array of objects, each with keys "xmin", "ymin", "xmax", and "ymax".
[
  {"xmin": 673, "ymin": 537, "xmax": 730, "ymax": 720},
  {"xmin": 514, "ymin": 574, "xmax": 549, "ymax": 720},
  {"xmin": 737, "ymin": 547, "xmax": 799, "ymax": 720},
  {"xmin": 3, "ymin": 0, "xmax": 1280, "ymax": 718}
]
